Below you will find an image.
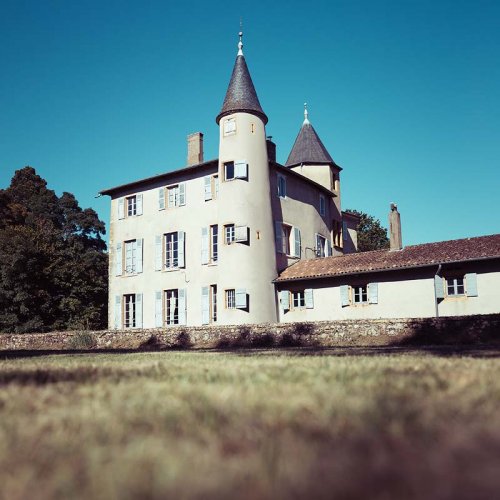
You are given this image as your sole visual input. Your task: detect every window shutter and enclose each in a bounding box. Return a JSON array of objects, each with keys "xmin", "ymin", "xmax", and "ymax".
[
  {"xmin": 234, "ymin": 160, "xmax": 248, "ymax": 179},
  {"xmin": 235, "ymin": 225, "xmax": 248, "ymax": 243},
  {"xmin": 204, "ymin": 176, "xmax": 212, "ymax": 201},
  {"xmin": 158, "ymin": 188, "xmax": 165, "ymax": 210},
  {"xmin": 116, "ymin": 242, "xmax": 123, "ymax": 276},
  {"xmin": 136, "ymin": 194, "xmax": 143, "ymax": 215},
  {"xmin": 293, "ymin": 227, "xmax": 301, "ymax": 257},
  {"xmin": 275, "ymin": 221, "xmax": 283, "ymax": 253},
  {"xmin": 136, "ymin": 238, "xmax": 143, "ymax": 273},
  {"xmin": 305, "ymin": 288, "xmax": 314, "ymax": 309},
  {"xmin": 168, "ymin": 187, "xmax": 175, "ymax": 208},
  {"xmin": 434, "ymin": 275, "xmax": 445, "ymax": 299},
  {"xmin": 201, "ymin": 286, "xmax": 209, "ymax": 325},
  {"xmin": 118, "ymin": 198, "xmax": 125, "ymax": 220},
  {"xmin": 465, "ymin": 273, "xmax": 478, "ymax": 297},
  {"xmin": 340, "ymin": 285, "xmax": 350, "ymax": 307},
  {"xmin": 135, "ymin": 293, "xmax": 143, "ymax": 328},
  {"xmin": 155, "ymin": 235, "xmax": 162, "ymax": 271},
  {"xmin": 179, "ymin": 182, "xmax": 186, "ymax": 206},
  {"xmin": 201, "ymin": 227, "xmax": 209, "ymax": 264},
  {"xmin": 326, "ymin": 239, "xmax": 332, "ymax": 257},
  {"xmin": 315, "ymin": 234, "xmax": 322, "ymax": 257},
  {"xmin": 235, "ymin": 289, "xmax": 247, "ymax": 309},
  {"xmin": 280, "ymin": 290, "xmax": 290, "ymax": 311},
  {"xmin": 114, "ymin": 295, "xmax": 122, "ymax": 329},
  {"xmin": 178, "ymin": 231, "xmax": 185, "ymax": 268},
  {"xmin": 155, "ymin": 291, "xmax": 163, "ymax": 327},
  {"xmin": 214, "ymin": 176, "xmax": 219, "ymax": 198},
  {"xmin": 369, "ymin": 283, "xmax": 378, "ymax": 304},
  {"xmin": 178, "ymin": 288, "xmax": 187, "ymax": 325}
]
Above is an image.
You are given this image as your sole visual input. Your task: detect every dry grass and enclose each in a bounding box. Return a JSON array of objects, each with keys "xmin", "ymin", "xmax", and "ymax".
[{"xmin": 0, "ymin": 348, "xmax": 499, "ymax": 499}]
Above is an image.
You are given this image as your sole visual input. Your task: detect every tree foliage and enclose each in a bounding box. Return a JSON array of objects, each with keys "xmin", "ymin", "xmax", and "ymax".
[
  {"xmin": 0, "ymin": 167, "xmax": 108, "ymax": 332},
  {"xmin": 345, "ymin": 209, "xmax": 390, "ymax": 252}
]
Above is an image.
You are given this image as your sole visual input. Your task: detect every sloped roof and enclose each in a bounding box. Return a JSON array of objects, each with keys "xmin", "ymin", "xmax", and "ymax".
[
  {"xmin": 276, "ymin": 234, "xmax": 500, "ymax": 282},
  {"xmin": 285, "ymin": 121, "xmax": 338, "ymax": 167},
  {"xmin": 216, "ymin": 55, "xmax": 268, "ymax": 125}
]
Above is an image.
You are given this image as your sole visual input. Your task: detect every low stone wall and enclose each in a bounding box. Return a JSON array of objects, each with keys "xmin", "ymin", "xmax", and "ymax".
[{"xmin": 1, "ymin": 314, "xmax": 500, "ymax": 351}]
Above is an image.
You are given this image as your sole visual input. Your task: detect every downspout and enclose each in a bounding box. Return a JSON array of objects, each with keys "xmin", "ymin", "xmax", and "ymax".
[{"xmin": 434, "ymin": 264, "xmax": 442, "ymax": 317}]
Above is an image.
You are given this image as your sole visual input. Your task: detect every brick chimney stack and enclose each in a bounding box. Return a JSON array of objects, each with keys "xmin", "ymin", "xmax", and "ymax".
[
  {"xmin": 389, "ymin": 203, "xmax": 403, "ymax": 251},
  {"xmin": 187, "ymin": 132, "xmax": 204, "ymax": 166}
]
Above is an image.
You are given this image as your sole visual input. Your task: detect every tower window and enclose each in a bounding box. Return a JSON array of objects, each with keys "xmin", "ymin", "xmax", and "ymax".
[
  {"xmin": 319, "ymin": 195, "xmax": 326, "ymax": 217},
  {"xmin": 224, "ymin": 160, "xmax": 248, "ymax": 180},
  {"xmin": 224, "ymin": 118, "xmax": 236, "ymax": 136}
]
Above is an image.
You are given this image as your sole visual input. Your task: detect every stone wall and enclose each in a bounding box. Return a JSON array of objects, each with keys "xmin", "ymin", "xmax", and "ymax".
[{"xmin": 1, "ymin": 314, "xmax": 500, "ymax": 351}]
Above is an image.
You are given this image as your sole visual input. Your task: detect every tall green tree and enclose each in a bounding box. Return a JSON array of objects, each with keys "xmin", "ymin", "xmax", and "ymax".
[
  {"xmin": 345, "ymin": 209, "xmax": 390, "ymax": 252},
  {"xmin": 0, "ymin": 167, "xmax": 108, "ymax": 332}
]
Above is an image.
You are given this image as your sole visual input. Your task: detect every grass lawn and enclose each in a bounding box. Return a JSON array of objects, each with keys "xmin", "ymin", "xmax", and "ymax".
[{"xmin": 1, "ymin": 347, "xmax": 499, "ymax": 499}]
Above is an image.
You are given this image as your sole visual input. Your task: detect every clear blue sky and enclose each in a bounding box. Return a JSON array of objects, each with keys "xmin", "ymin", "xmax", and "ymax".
[{"xmin": 1, "ymin": 0, "xmax": 499, "ymax": 246}]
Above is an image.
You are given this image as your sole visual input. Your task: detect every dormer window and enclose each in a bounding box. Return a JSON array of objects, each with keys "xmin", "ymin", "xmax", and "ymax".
[{"xmin": 224, "ymin": 118, "xmax": 236, "ymax": 136}]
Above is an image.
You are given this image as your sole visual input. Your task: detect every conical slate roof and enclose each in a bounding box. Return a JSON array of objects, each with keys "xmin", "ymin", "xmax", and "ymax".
[
  {"xmin": 216, "ymin": 54, "xmax": 268, "ymax": 125},
  {"xmin": 285, "ymin": 120, "xmax": 336, "ymax": 167}
]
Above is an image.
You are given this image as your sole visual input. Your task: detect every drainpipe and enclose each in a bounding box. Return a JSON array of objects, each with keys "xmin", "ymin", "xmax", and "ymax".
[{"xmin": 434, "ymin": 264, "xmax": 442, "ymax": 317}]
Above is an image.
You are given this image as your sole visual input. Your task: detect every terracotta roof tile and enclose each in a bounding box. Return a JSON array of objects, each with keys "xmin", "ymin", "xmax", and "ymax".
[{"xmin": 276, "ymin": 234, "xmax": 500, "ymax": 282}]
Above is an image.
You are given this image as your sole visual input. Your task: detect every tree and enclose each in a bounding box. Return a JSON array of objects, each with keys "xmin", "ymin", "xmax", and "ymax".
[
  {"xmin": 0, "ymin": 167, "xmax": 108, "ymax": 332},
  {"xmin": 345, "ymin": 209, "xmax": 390, "ymax": 252}
]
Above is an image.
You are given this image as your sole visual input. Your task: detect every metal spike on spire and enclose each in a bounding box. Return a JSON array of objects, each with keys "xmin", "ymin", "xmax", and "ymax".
[
  {"xmin": 238, "ymin": 30, "xmax": 244, "ymax": 56},
  {"xmin": 303, "ymin": 102, "xmax": 310, "ymax": 124}
]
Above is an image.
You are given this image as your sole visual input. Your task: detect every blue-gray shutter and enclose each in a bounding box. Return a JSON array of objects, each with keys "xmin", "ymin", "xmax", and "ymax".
[
  {"xmin": 293, "ymin": 227, "xmax": 301, "ymax": 257},
  {"xmin": 204, "ymin": 176, "xmax": 212, "ymax": 201},
  {"xmin": 369, "ymin": 283, "xmax": 378, "ymax": 304},
  {"xmin": 155, "ymin": 291, "xmax": 163, "ymax": 327},
  {"xmin": 179, "ymin": 182, "xmax": 186, "ymax": 206},
  {"xmin": 305, "ymin": 288, "xmax": 314, "ymax": 309},
  {"xmin": 155, "ymin": 235, "xmax": 162, "ymax": 271},
  {"xmin": 235, "ymin": 289, "xmax": 247, "ymax": 309},
  {"xmin": 178, "ymin": 231, "xmax": 185, "ymax": 268},
  {"xmin": 326, "ymin": 239, "xmax": 332, "ymax": 257},
  {"xmin": 342, "ymin": 221, "xmax": 348, "ymax": 243},
  {"xmin": 275, "ymin": 221, "xmax": 283, "ymax": 253},
  {"xmin": 319, "ymin": 195, "xmax": 325, "ymax": 216},
  {"xmin": 234, "ymin": 160, "xmax": 248, "ymax": 179},
  {"xmin": 340, "ymin": 285, "xmax": 350, "ymax": 307},
  {"xmin": 178, "ymin": 288, "xmax": 187, "ymax": 325},
  {"xmin": 434, "ymin": 275, "xmax": 445, "ymax": 299},
  {"xmin": 114, "ymin": 295, "xmax": 122, "ymax": 329},
  {"xmin": 201, "ymin": 227, "xmax": 209, "ymax": 264},
  {"xmin": 116, "ymin": 242, "xmax": 122, "ymax": 276},
  {"xmin": 136, "ymin": 194, "xmax": 143, "ymax": 215},
  {"xmin": 465, "ymin": 273, "xmax": 478, "ymax": 297},
  {"xmin": 201, "ymin": 286, "xmax": 210, "ymax": 325},
  {"xmin": 235, "ymin": 226, "xmax": 248, "ymax": 243},
  {"xmin": 135, "ymin": 293, "xmax": 143, "ymax": 328},
  {"xmin": 280, "ymin": 290, "xmax": 290, "ymax": 311},
  {"xmin": 118, "ymin": 198, "xmax": 125, "ymax": 220},
  {"xmin": 158, "ymin": 188, "xmax": 165, "ymax": 210},
  {"xmin": 136, "ymin": 238, "xmax": 143, "ymax": 273}
]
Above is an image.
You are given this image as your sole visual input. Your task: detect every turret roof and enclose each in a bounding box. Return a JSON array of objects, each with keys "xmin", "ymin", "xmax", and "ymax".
[
  {"xmin": 216, "ymin": 35, "xmax": 268, "ymax": 125},
  {"xmin": 285, "ymin": 111, "xmax": 338, "ymax": 167}
]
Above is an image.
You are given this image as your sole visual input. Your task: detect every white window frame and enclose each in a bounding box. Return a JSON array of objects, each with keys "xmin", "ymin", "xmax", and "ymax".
[
  {"xmin": 292, "ymin": 291, "xmax": 305, "ymax": 309},
  {"xmin": 165, "ymin": 232, "xmax": 179, "ymax": 269},
  {"xmin": 352, "ymin": 285, "xmax": 368, "ymax": 304},
  {"xmin": 210, "ymin": 284, "xmax": 217, "ymax": 323},
  {"xmin": 123, "ymin": 294, "xmax": 136, "ymax": 328},
  {"xmin": 225, "ymin": 289, "xmax": 236, "ymax": 309},
  {"xmin": 164, "ymin": 289, "xmax": 179, "ymax": 326},
  {"xmin": 126, "ymin": 195, "xmax": 137, "ymax": 217},
  {"xmin": 315, "ymin": 234, "xmax": 327, "ymax": 257},
  {"xmin": 124, "ymin": 239, "xmax": 137, "ymax": 274},
  {"xmin": 225, "ymin": 224, "xmax": 235, "ymax": 244},
  {"xmin": 167, "ymin": 183, "xmax": 186, "ymax": 208},
  {"xmin": 210, "ymin": 224, "xmax": 218, "ymax": 263},
  {"xmin": 446, "ymin": 276, "xmax": 465, "ymax": 296}
]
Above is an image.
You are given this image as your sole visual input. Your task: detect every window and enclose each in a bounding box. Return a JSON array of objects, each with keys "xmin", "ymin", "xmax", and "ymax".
[
  {"xmin": 292, "ymin": 291, "xmax": 305, "ymax": 309},
  {"xmin": 225, "ymin": 224, "xmax": 235, "ymax": 244},
  {"xmin": 353, "ymin": 285, "xmax": 368, "ymax": 304},
  {"xmin": 224, "ymin": 160, "xmax": 248, "ymax": 180},
  {"xmin": 277, "ymin": 174, "xmax": 287, "ymax": 198},
  {"xmin": 210, "ymin": 224, "xmax": 218, "ymax": 263},
  {"xmin": 155, "ymin": 232, "xmax": 185, "ymax": 271},
  {"xmin": 210, "ymin": 284, "xmax": 217, "ymax": 323},
  {"xmin": 275, "ymin": 222, "xmax": 301, "ymax": 257},
  {"xmin": 116, "ymin": 239, "xmax": 143, "ymax": 275},
  {"xmin": 164, "ymin": 289, "xmax": 179, "ymax": 325},
  {"xmin": 167, "ymin": 183, "xmax": 186, "ymax": 208},
  {"xmin": 332, "ymin": 220, "xmax": 342, "ymax": 248},
  {"xmin": 319, "ymin": 195, "xmax": 326, "ymax": 217},
  {"xmin": 124, "ymin": 294, "xmax": 136, "ymax": 328},
  {"xmin": 124, "ymin": 240, "xmax": 137, "ymax": 274},
  {"xmin": 165, "ymin": 232, "xmax": 178, "ymax": 269},
  {"xmin": 224, "ymin": 118, "xmax": 236, "ymax": 135},
  {"xmin": 118, "ymin": 194, "xmax": 143, "ymax": 219},
  {"xmin": 204, "ymin": 174, "xmax": 219, "ymax": 201},
  {"xmin": 446, "ymin": 277, "xmax": 465, "ymax": 296},
  {"xmin": 316, "ymin": 234, "xmax": 326, "ymax": 257},
  {"xmin": 226, "ymin": 289, "xmax": 236, "ymax": 309}
]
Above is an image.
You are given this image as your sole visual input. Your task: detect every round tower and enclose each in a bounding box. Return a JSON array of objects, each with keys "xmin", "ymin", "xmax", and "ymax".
[{"xmin": 216, "ymin": 33, "xmax": 278, "ymax": 325}]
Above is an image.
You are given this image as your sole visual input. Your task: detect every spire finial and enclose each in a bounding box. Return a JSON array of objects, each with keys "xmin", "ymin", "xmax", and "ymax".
[
  {"xmin": 238, "ymin": 19, "xmax": 244, "ymax": 56},
  {"xmin": 303, "ymin": 102, "xmax": 310, "ymax": 124}
]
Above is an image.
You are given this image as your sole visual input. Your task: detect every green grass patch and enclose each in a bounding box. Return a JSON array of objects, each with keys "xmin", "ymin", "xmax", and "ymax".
[{"xmin": 1, "ymin": 349, "xmax": 499, "ymax": 499}]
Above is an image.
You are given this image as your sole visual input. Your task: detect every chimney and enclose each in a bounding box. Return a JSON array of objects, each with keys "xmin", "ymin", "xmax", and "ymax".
[
  {"xmin": 266, "ymin": 136, "xmax": 276, "ymax": 163},
  {"xmin": 389, "ymin": 203, "xmax": 403, "ymax": 251},
  {"xmin": 187, "ymin": 132, "xmax": 204, "ymax": 166}
]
